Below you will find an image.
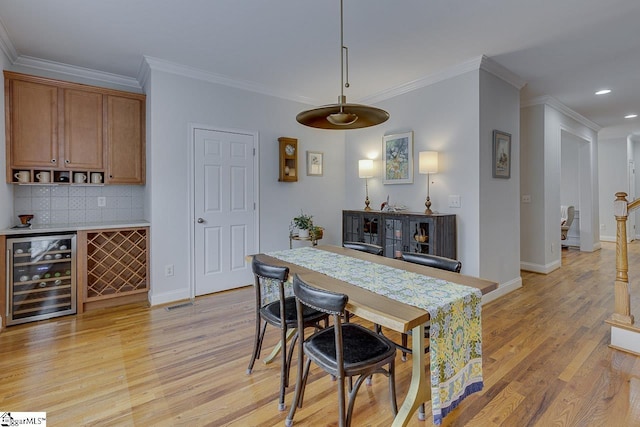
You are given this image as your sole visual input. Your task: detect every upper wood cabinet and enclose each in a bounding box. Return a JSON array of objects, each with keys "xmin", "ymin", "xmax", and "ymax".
[
  {"xmin": 4, "ymin": 71, "xmax": 146, "ymax": 184},
  {"xmin": 64, "ymin": 89, "xmax": 103, "ymax": 170},
  {"xmin": 5, "ymin": 77, "xmax": 59, "ymax": 169},
  {"xmin": 105, "ymin": 95, "xmax": 145, "ymax": 184}
]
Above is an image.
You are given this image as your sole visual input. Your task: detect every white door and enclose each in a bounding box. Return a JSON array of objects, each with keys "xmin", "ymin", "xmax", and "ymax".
[{"xmin": 193, "ymin": 128, "xmax": 256, "ymax": 295}]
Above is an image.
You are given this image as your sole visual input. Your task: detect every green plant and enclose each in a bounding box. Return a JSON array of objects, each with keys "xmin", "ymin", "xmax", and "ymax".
[{"xmin": 292, "ymin": 211, "xmax": 313, "ymax": 230}]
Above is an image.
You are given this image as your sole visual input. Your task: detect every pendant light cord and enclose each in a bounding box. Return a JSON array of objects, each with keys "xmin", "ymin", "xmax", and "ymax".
[{"xmin": 339, "ymin": 0, "xmax": 350, "ymax": 113}]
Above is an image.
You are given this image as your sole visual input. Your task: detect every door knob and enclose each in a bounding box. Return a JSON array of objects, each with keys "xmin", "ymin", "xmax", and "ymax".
[{"xmin": 197, "ymin": 218, "xmax": 205, "ymax": 224}]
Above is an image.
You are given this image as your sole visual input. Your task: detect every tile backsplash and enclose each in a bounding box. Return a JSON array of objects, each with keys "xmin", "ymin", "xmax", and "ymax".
[{"xmin": 13, "ymin": 185, "xmax": 145, "ymax": 225}]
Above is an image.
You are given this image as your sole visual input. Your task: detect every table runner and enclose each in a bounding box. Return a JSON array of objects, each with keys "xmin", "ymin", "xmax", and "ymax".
[{"xmin": 266, "ymin": 247, "xmax": 483, "ymax": 424}]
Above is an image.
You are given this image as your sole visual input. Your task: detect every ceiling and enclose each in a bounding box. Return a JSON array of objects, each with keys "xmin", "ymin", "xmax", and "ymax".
[{"xmin": 1, "ymin": 0, "xmax": 639, "ymax": 137}]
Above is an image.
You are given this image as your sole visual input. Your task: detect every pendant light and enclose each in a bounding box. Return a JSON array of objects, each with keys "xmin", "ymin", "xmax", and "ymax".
[{"xmin": 296, "ymin": 0, "xmax": 389, "ymax": 130}]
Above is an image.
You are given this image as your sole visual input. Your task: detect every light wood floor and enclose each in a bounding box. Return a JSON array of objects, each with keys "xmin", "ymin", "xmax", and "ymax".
[{"xmin": 1, "ymin": 242, "xmax": 639, "ymax": 426}]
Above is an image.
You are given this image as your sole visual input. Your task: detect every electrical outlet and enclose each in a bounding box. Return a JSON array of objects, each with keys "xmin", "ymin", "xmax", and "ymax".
[
  {"xmin": 600, "ymin": 224, "xmax": 606, "ymax": 231},
  {"xmin": 448, "ymin": 195, "xmax": 461, "ymax": 208},
  {"xmin": 521, "ymin": 195, "xmax": 532, "ymax": 203},
  {"xmin": 551, "ymin": 243, "xmax": 555, "ymax": 253},
  {"xmin": 97, "ymin": 197, "xmax": 106, "ymax": 207},
  {"xmin": 164, "ymin": 264, "xmax": 174, "ymax": 277}
]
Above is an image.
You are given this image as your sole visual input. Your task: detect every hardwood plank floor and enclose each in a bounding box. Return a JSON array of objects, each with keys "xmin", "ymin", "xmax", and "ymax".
[{"xmin": 1, "ymin": 242, "xmax": 639, "ymax": 426}]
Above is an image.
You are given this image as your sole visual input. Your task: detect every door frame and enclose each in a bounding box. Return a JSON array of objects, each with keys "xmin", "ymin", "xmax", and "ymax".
[{"xmin": 187, "ymin": 123, "xmax": 260, "ymax": 300}]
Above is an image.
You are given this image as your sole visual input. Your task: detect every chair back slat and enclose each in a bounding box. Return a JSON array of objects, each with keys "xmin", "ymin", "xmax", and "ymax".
[
  {"xmin": 401, "ymin": 252, "xmax": 461, "ymax": 273},
  {"xmin": 343, "ymin": 241, "xmax": 383, "ymax": 256}
]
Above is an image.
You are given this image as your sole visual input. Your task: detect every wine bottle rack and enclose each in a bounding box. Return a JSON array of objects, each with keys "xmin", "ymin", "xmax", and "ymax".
[{"xmin": 85, "ymin": 228, "xmax": 148, "ymax": 301}]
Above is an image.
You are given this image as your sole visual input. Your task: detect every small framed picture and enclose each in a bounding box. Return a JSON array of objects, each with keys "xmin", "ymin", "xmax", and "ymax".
[
  {"xmin": 383, "ymin": 131, "xmax": 413, "ymax": 184},
  {"xmin": 306, "ymin": 151, "xmax": 323, "ymax": 176},
  {"xmin": 492, "ymin": 130, "xmax": 511, "ymax": 179}
]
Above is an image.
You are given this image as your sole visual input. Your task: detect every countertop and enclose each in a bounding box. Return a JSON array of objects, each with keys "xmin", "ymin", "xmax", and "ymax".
[{"xmin": 0, "ymin": 220, "xmax": 150, "ymax": 235}]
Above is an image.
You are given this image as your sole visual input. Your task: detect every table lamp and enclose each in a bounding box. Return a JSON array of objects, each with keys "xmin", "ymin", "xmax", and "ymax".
[
  {"xmin": 358, "ymin": 159, "xmax": 374, "ymax": 211},
  {"xmin": 419, "ymin": 151, "xmax": 438, "ymax": 214}
]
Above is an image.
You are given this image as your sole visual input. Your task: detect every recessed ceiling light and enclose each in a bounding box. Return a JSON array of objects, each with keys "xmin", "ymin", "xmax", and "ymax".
[
  {"xmin": 595, "ymin": 89, "xmax": 611, "ymax": 95},
  {"xmin": 625, "ymin": 114, "xmax": 638, "ymax": 119}
]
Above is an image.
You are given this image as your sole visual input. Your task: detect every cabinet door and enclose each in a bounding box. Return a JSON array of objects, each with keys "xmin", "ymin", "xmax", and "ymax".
[
  {"xmin": 105, "ymin": 95, "xmax": 145, "ymax": 184},
  {"xmin": 8, "ymin": 79, "xmax": 59, "ymax": 169},
  {"xmin": 63, "ymin": 89, "xmax": 103, "ymax": 169},
  {"xmin": 408, "ymin": 218, "xmax": 434, "ymax": 254},
  {"xmin": 383, "ymin": 216, "xmax": 406, "ymax": 258},
  {"xmin": 362, "ymin": 213, "xmax": 381, "ymax": 244},
  {"xmin": 343, "ymin": 212, "xmax": 361, "ymax": 243}
]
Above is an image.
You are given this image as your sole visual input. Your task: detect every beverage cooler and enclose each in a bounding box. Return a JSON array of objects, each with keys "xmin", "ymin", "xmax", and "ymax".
[{"xmin": 6, "ymin": 234, "xmax": 77, "ymax": 325}]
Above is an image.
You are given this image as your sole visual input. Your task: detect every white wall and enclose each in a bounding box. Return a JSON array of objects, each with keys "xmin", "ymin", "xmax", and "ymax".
[
  {"xmin": 478, "ymin": 70, "xmax": 521, "ymax": 292},
  {"xmin": 561, "ymin": 132, "xmax": 581, "ymax": 208},
  {"xmin": 144, "ymin": 67, "xmax": 346, "ymax": 305},
  {"xmin": 520, "ymin": 105, "xmax": 545, "ymax": 267},
  {"xmin": 598, "ymin": 136, "xmax": 627, "ymax": 241},
  {"xmin": 521, "ymin": 100, "xmax": 600, "ymax": 273},
  {"xmin": 344, "ymin": 71, "xmax": 481, "ymax": 275},
  {"xmin": 343, "ymin": 68, "xmax": 522, "ymax": 295},
  {"xmin": 0, "ymin": 50, "xmax": 13, "ymax": 228}
]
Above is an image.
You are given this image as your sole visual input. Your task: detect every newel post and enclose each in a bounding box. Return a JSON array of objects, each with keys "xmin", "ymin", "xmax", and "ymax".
[{"xmin": 613, "ymin": 192, "xmax": 634, "ymax": 324}]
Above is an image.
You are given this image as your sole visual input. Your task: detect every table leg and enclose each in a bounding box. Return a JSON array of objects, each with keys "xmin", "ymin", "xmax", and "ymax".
[
  {"xmin": 263, "ymin": 328, "xmax": 296, "ymax": 364},
  {"xmin": 392, "ymin": 323, "xmax": 431, "ymax": 427}
]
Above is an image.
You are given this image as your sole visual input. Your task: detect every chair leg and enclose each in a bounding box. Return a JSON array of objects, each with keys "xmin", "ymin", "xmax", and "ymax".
[
  {"xmin": 401, "ymin": 333, "xmax": 408, "ymax": 362},
  {"xmin": 247, "ymin": 320, "xmax": 267, "ymax": 374},
  {"xmin": 284, "ymin": 333, "xmax": 298, "ymax": 388},
  {"xmin": 285, "ymin": 357, "xmax": 312, "ymax": 427},
  {"xmin": 278, "ymin": 326, "xmax": 288, "ymax": 411},
  {"xmin": 418, "ymin": 403, "xmax": 426, "ymax": 420},
  {"xmin": 389, "ymin": 360, "xmax": 398, "ymax": 415}
]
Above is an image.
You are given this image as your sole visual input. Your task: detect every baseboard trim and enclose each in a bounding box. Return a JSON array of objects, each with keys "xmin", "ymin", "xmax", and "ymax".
[
  {"xmin": 609, "ymin": 325, "xmax": 640, "ymax": 356},
  {"xmin": 520, "ymin": 259, "xmax": 561, "ymax": 274},
  {"xmin": 482, "ymin": 277, "xmax": 522, "ymax": 305}
]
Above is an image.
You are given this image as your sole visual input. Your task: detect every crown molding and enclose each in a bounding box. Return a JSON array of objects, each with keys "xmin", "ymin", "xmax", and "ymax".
[
  {"xmin": 478, "ymin": 55, "xmax": 527, "ymax": 89},
  {"xmin": 0, "ymin": 16, "xmax": 17, "ymax": 62},
  {"xmin": 140, "ymin": 56, "xmax": 315, "ymax": 105},
  {"xmin": 12, "ymin": 56, "xmax": 141, "ymax": 90},
  {"xmin": 522, "ymin": 95, "xmax": 602, "ymax": 132},
  {"xmin": 361, "ymin": 55, "xmax": 525, "ymax": 105},
  {"xmin": 361, "ymin": 56, "xmax": 484, "ymax": 104}
]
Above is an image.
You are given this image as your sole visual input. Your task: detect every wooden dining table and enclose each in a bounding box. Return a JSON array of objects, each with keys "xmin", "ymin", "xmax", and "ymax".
[{"xmin": 253, "ymin": 245, "xmax": 497, "ymax": 426}]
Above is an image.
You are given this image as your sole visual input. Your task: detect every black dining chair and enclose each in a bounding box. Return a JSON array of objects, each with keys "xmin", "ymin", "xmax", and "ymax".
[
  {"xmin": 246, "ymin": 254, "xmax": 329, "ymax": 411},
  {"xmin": 285, "ymin": 274, "xmax": 398, "ymax": 427},
  {"xmin": 342, "ymin": 241, "xmax": 383, "ymax": 255},
  {"xmin": 396, "ymin": 252, "xmax": 462, "ymax": 359},
  {"xmin": 401, "ymin": 252, "xmax": 462, "ymax": 273},
  {"xmin": 342, "ymin": 241, "xmax": 383, "ymax": 324}
]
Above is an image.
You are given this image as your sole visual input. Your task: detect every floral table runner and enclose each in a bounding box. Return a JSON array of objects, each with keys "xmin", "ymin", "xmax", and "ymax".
[{"xmin": 266, "ymin": 247, "xmax": 483, "ymax": 424}]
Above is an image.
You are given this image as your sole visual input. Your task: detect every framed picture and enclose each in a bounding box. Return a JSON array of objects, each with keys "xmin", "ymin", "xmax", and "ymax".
[
  {"xmin": 306, "ymin": 151, "xmax": 323, "ymax": 176},
  {"xmin": 383, "ymin": 131, "xmax": 413, "ymax": 184},
  {"xmin": 492, "ymin": 130, "xmax": 511, "ymax": 179}
]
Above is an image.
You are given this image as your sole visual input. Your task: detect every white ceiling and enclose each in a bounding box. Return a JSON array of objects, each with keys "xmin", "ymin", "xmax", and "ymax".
[{"xmin": 1, "ymin": 0, "xmax": 640, "ymax": 136}]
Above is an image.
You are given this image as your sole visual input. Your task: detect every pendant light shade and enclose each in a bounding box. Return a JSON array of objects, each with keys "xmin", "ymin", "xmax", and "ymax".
[
  {"xmin": 296, "ymin": 0, "xmax": 389, "ymax": 130},
  {"xmin": 297, "ymin": 102, "xmax": 390, "ymax": 130}
]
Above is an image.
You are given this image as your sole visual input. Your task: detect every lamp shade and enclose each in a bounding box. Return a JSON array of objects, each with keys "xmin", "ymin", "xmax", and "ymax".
[
  {"xmin": 358, "ymin": 159, "xmax": 374, "ymax": 178},
  {"xmin": 419, "ymin": 151, "xmax": 438, "ymax": 174}
]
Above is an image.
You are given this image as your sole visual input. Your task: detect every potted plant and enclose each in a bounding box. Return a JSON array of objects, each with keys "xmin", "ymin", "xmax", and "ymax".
[{"xmin": 292, "ymin": 211, "xmax": 313, "ymax": 238}]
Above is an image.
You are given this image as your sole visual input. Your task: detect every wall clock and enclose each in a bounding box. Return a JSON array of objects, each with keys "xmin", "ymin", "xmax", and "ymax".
[{"xmin": 278, "ymin": 137, "xmax": 298, "ymax": 182}]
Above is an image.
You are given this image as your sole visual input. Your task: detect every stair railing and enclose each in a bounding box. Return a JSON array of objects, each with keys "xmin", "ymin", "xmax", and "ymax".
[{"xmin": 613, "ymin": 192, "xmax": 637, "ymax": 325}]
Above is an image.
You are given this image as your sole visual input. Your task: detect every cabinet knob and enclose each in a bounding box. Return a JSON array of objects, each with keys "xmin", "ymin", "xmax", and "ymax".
[
  {"xmin": 65, "ymin": 159, "xmax": 70, "ymax": 164},
  {"xmin": 197, "ymin": 218, "xmax": 205, "ymax": 224},
  {"xmin": 51, "ymin": 159, "xmax": 56, "ymax": 163}
]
